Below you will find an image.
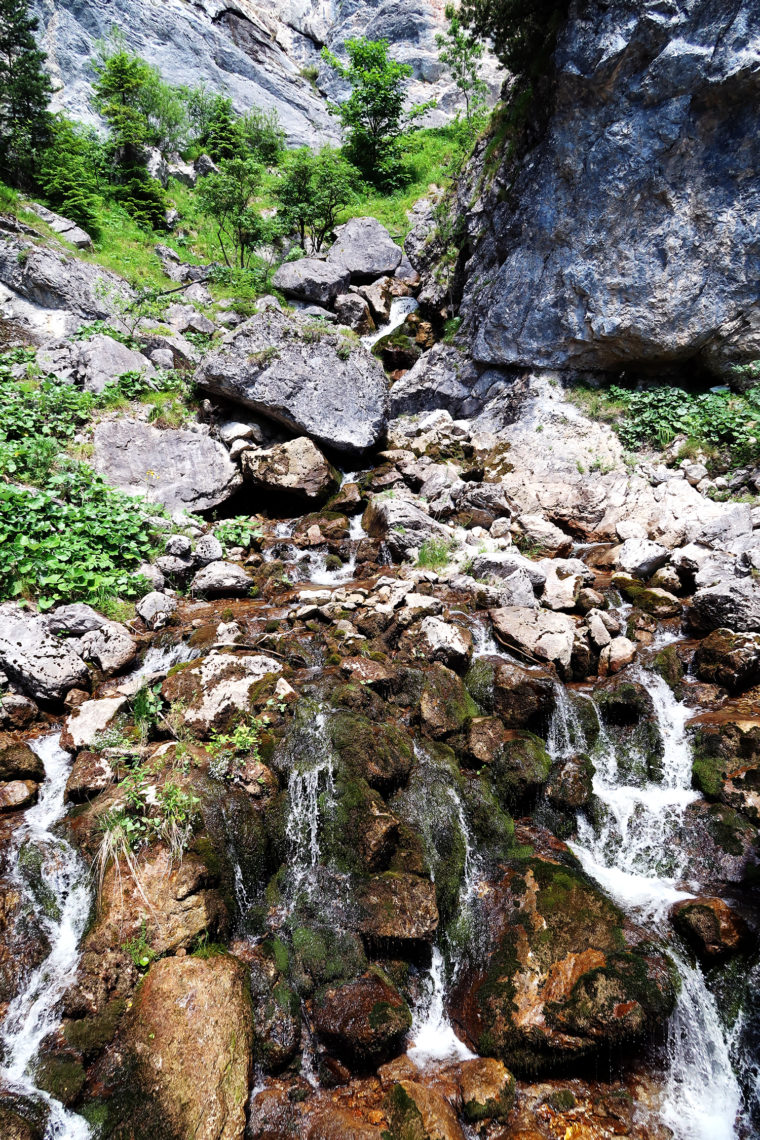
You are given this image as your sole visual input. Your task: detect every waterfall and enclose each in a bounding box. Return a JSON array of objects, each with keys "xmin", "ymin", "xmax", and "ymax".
[
  {"xmin": 552, "ymin": 673, "xmax": 745, "ymax": 1139},
  {"xmin": 0, "ymin": 734, "xmax": 92, "ymax": 1140},
  {"xmin": 307, "ymin": 550, "xmax": 357, "ymax": 586},
  {"xmin": 360, "ymin": 296, "xmax": 419, "ymax": 351},
  {"xmin": 284, "ymin": 711, "xmax": 336, "ymax": 897}
]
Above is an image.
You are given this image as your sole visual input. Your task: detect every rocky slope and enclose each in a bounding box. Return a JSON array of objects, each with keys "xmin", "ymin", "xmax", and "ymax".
[
  {"xmin": 440, "ymin": 0, "xmax": 760, "ymax": 380},
  {"xmin": 31, "ymin": 0, "xmax": 502, "ymax": 145}
]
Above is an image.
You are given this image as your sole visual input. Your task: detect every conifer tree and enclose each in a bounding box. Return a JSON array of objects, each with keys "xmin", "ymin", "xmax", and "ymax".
[{"xmin": 0, "ymin": 0, "xmax": 52, "ymax": 186}]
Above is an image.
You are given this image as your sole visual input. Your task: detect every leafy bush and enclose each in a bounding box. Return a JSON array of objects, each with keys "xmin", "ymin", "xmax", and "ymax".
[
  {"xmin": 610, "ymin": 384, "xmax": 760, "ymax": 462},
  {"xmin": 276, "ymin": 146, "xmax": 362, "ymax": 252},
  {"xmin": 417, "ymin": 537, "xmax": 455, "ymax": 569},
  {"xmin": 214, "ymin": 516, "xmax": 262, "ymax": 553},
  {"xmin": 38, "ymin": 116, "xmax": 105, "ymax": 236}
]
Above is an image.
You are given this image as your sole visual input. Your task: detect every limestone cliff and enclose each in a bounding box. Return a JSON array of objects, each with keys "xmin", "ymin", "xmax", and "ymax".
[{"xmin": 456, "ymin": 0, "xmax": 760, "ymax": 380}]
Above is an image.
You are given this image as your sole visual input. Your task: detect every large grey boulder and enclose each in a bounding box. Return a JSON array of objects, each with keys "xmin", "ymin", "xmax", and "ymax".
[
  {"xmin": 0, "ymin": 604, "xmax": 89, "ymax": 702},
  {"xmin": 460, "ymin": 0, "xmax": 760, "ymax": 379},
  {"xmin": 271, "ymin": 259, "xmax": 350, "ymax": 306},
  {"xmin": 44, "ymin": 603, "xmax": 106, "ymax": 636},
  {"xmin": 76, "ymin": 334, "xmax": 154, "ymax": 394},
  {"xmin": 93, "ymin": 419, "xmax": 242, "ymax": 512},
  {"xmin": 242, "ymin": 437, "xmax": 340, "ymax": 504},
  {"xmin": 688, "ymin": 579, "xmax": 760, "ymax": 634},
  {"xmin": 28, "ymin": 203, "xmax": 92, "ymax": 249},
  {"xmin": 326, "ymin": 217, "xmax": 403, "ymax": 281},
  {"xmin": 77, "ymin": 621, "xmax": 137, "ymax": 676},
  {"xmin": 190, "ymin": 562, "xmax": 253, "ymax": 597},
  {"xmin": 490, "ymin": 607, "xmax": 577, "ymax": 678},
  {"xmin": 196, "ymin": 308, "xmax": 388, "ymax": 453}
]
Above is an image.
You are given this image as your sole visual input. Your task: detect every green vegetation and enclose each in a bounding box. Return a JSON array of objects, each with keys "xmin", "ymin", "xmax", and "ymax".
[
  {"xmin": 276, "ymin": 147, "xmax": 361, "ymax": 252},
  {"xmin": 0, "ymin": 0, "xmax": 52, "ymax": 187},
  {"xmin": 416, "ymin": 537, "xmax": 457, "ymax": 569},
  {"xmin": 214, "ymin": 516, "xmax": 262, "ymax": 554},
  {"xmin": 571, "ymin": 378, "xmax": 760, "ymax": 472},
  {"xmin": 435, "ymin": 4, "xmax": 488, "ymax": 127},
  {"xmin": 459, "ymin": 0, "xmax": 570, "ymax": 77}
]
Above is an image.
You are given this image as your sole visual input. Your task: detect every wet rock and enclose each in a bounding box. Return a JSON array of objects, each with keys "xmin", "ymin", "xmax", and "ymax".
[
  {"xmin": 65, "ymin": 751, "xmax": 116, "ymax": 802},
  {"xmin": 458, "ymin": 1057, "xmax": 516, "ymax": 1124},
  {"xmin": 417, "ymin": 617, "xmax": 473, "ymax": 670},
  {"xmin": 0, "ymin": 604, "xmax": 89, "ymax": 702},
  {"xmin": 190, "ymin": 562, "xmax": 254, "ymax": 598},
  {"xmin": 327, "ymin": 712, "xmax": 414, "ymax": 792},
  {"xmin": 493, "ymin": 661, "xmax": 555, "ymax": 728},
  {"xmin": 161, "ymin": 653, "xmax": 281, "ymax": 735},
  {"xmin": 356, "ymin": 873, "xmax": 438, "ymax": 951},
  {"xmin": 93, "ymin": 418, "xmax": 242, "ymax": 513},
  {"xmin": 694, "ymin": 629, "xmax": 760, "ymax": 692},
  {"xmin": 90, "ymin": 847, "xmax": 227, "ymax": 957},
  {"xmin": 670, "ymin": 897, "xmax": 748, "ymax": 961},
  {"xmin": 688, "ymin": 578, "xmax": 760, "ymax": 634},
  {"xmin": 0, "ymin": 780, "xmax": 38, "ymax": 812},
  {"xmin": 451, "ymin": 860, "xmax": 676, "ymax": 1076},
  {"xmin": 110, "ymin": 954, "xmax": 251, "ymax": 1140},
  {"xmin": 314, "ymin": 971, "xmax": 411, "ymax": 1068},
  {"xmin": 489, "ymin": 731, "xmax": 552, "ymax": 811},
  {"xmin": 77, "ymin": 621, "xmax": 136, "ymax": 677},
  {"xmin": 420, "ymin": 664, "xmax": 478, "ymax": 739},
  {"xmin": 135, "ymin": 590, "xmax": 177, "ymax": 631},
  {"xmin": 386, "ymin": 1080, "xmax": 465, "ymax": 1140},
  {"xmin": 60, "ymin": 695, "xmax": 128, "ymax": 752},
  {"xmin": 0, "ymin": 691, "xmax": 39, "ymax": 729},
  {"xmin": 247, "ymin": 945, "xmax": 301, "ymax": 1072},
  {"xmin": 242, "ymin": 437, "xmax": 340, "ymax": 504},
  {"xmin": 0, "ymin": 737, "xmax": 44, "ymax": 782},
  {"xmin": 272, "ymin": 258, "xmax": 350, "ymax": 305},
  {"xmin": 326, "ymin": 217, "xmax": 403, "ymax": 281},
  {"xmin": 547, "ymin": 754, "xmax": 594, "ymax": 812},
  {"xmin": 335, "ymin": 292, "xmax": 375, "ymax": 334},
  {"xmin": 305, "ymin": 1106, "xmax": 384, "ymax": 1140},
  {"xmin": 358, "ymin": 277, "xmax": 394, "ymax": 323},
  {"xmin": 491, "ymin": 607, "xmax": 576, "ymax": 679},
  {"xmin": 197, "ymin": 307, "xmax": 388, "ymax": 453}
]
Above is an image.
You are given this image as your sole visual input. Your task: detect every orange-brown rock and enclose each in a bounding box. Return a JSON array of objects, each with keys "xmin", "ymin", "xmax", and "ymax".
[{"xmin": 671, "ymin": 896, "xmax": 749, "ymax": 960}]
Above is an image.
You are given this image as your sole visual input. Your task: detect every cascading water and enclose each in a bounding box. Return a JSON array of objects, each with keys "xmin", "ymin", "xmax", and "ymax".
[
  {"xmin": 361, "ymin": 296, "xmax": 419, "ymax": 351},
  {"xmin": 0, "ymin": 734, "xmax": 92, "ymax": 1140},
  {"xmin": 552, "ymin": 672, "xmax": 746, "ymax": 1139},
  {"xmin": 284, "ymin": 711, "xmax": 336, "ymax": 897}
]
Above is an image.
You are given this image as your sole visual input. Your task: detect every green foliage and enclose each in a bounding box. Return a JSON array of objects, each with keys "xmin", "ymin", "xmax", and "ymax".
[
  {"xmin": 38, "ymin": 116, "xmax": 105, "ymax": 236},
  {"xmin": 113, "ymin": 167, "xmax": 168, "ymax": 230},
  {"xmin": 417, "ymin": 537, "xmax": 455, "ymax": 569},
  {"xmin": 0, "ymin": 0, "xmax": 52, "ymax": 187},
  {"xmin": 459, "ymin": 0, "xmax": 570, "ymax": 77},
  {"xmin": 102, "ymin": 759, "xmax": 200, "ymax": 860},
  {"xmin": 122, "ymin": 920, "xmax": 155, "ymax": 970},
  {"xmin": 214, "ymin": 516, "xmax": 262, "ymax": 553},
  {"xmin": 276, "ymin": 146, "xmax": 362, "ymax": 252},
  {"xmin": 436, "ymin": 4, "xmax": 488, "ymax": 126},
  {"xmin": 608, "ymin": 383, "xmax": 760, "ymax": 465},
  {"xmin": 197, "ymin": 157, "xmax": 274, "ymax": 269},
  {"xmin": 92, "ymin": 37, "xmax": 188, "ymax": 159},
  {"xmin": 132, "ymin": 682, "xmax": 163, "ymax": 743},
  {"xmin": 187, "ymin": 91, "xmax": 284, "ymax": 165},
  {"xmin": 321, "ymin": 38, "xmax": 418, "ymax": 190}
]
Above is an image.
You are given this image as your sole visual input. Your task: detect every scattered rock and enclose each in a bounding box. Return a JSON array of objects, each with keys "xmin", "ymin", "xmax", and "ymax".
[
  {"xmin": 136, "ymin": 591, "xmax": 177, "ymax": 631},
  {"xmin": 77, "ymin": 621, "xmax": 136, "ymax": 677},
  {"xmin": 242, "ymin": 437, "xmax": 340, "ymax": 504}
]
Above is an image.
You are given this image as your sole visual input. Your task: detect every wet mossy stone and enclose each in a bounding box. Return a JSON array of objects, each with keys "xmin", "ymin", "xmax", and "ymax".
[
  {"xmin": 64, "ymin": 998, "xmax": 126, "ymax": 1061},
  {"xmin": 461, "ymin": 775, "xmax": 514, "ymax": 863},
  {"xmin": 390, "ymin": 744, "xmax": 468, "ymax": 922},
  {"xmin": 327, "ymin": 711, "xmax": 414, "ymax": 792},
  {"xmin": 313, "ymin": 970, "xmax": 411, "ymax": 1069},
  {"xmin": 453, "ymin": 858, "xmax": 677, "ymax": 1077},
  {"xmin": 464, "ymin": 657, "xmax": 497, "ymax": 713},
  {"xmin": 289, "ymin": 925, "xmax": 367, "ymax": 996},
  {"xmin": 652, "ymin": 645, "xmax": 685, "ymax": 694},
  {"xmin": 249, "ymin": 953, "xmax": 301, "ymax": 1072},
  {"xmin": 420, "ymin": 663, "xmax": 479, "ymax": 740},
  {"xmin": 694, "ymin": 628, "xmax": 760, "ymax": 692},
  {"xmin": 33, "ymin": 1052, "xmax": 86, "ymax": 1107},
  {"xmin": 488, "ymin": 730, "xmax": 552, "ymax": 813},
  {"xmin": 0, "ymin": 737, "xmax": 44, "ymax": 782},
  {"xmin": 0, "ymin": 1095, "xmax": 47, "ymax": 1140},
  {"xmin": 593, "ymin": 679, "xmax": 663, "ymax": 782},
  {"xmin": 321, "ymin": 774, "xmax": 399, "ymax": 872},
  {"xmin": 196, "ymin": 780, "xmax": 270, "ymax": 933}
]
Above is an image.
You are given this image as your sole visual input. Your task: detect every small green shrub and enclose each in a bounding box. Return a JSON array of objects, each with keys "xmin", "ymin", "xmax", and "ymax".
[{"xmin": 417, "ymin": 537, "xmax": 455, "ymax": 569}]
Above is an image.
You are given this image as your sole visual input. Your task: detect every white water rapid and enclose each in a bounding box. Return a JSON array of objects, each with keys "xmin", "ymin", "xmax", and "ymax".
[
  {"xmin": 361, "ymin": 296, "xmax": 419, "ymax": 351},
  {"xmin": 0, "ymin": 734, "xmax": 92, "ymax": 1140},
  {"xmin": 284, "ymin": 711, "xmax": 336, "ymax": 896},
  {"xmin": 551, "ymin": 673, "xmax": 745, "ymax": 1139}
]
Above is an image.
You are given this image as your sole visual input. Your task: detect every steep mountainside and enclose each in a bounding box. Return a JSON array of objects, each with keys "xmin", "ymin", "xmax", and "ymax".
[{"xmin": 32, "ymin": 0, "xmax": 501, "ymax": 145}]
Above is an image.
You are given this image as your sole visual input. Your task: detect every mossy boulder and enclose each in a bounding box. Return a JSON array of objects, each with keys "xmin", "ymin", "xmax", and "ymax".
[
  {"xmin": 451, "ymin": 858, "xmax": 676, "ymax": 1076},
  {"xmin": 356, "ymin": 873, "xmax": 438, "ymax": 954},
  {"xmin": 103, "ymin": 955, "xmax": 253, "ymax": 1140},
  {"xmin": 593, "ymin": 678, "xmax": 664, "ymax": 782},
  {"xmin": 313, "ymin": 971, "xmax": 411, "ymax": 1069},
  {"xmin": 322, "ymin": 775, "xmax": 400, "ymax": 872},
  {"xmin": 385, "ymin": 1080, "xmax": 464, "ymax": 1140},
  {"xmin": 670, "ymin": 896, "xmax": 748, "ymax": 962},
  {"xmin": 0, "ymin": 735, "xmax": 43, "ymax": 781},
  {"xmin": 488, "ymin": 731, "xmax": 552, "ymax": 813},
  {"xmin": 464, "ymin": 657, "xmax": 498, "ymax": 713},
  {"xmin": 33, "ymin": 1051, "xmax": 86, "ymax": 1106},
  {"xmin": 327, "ymin": 711, "xmax": 414, "ymax": 791},
  {"xmin": 248, "ymin": 944, "xmax": 301, "ymax": 1071},
  {"xmin": 420, "ymin": 664, "xmax": 479, "ymax": 740},
  {"xmin": 694, "ymin": 629, "xmax": 760, "ymax": 692},
  {"xmin": 691, "ymin": 722, "xmax": 760, "ymax": 823},
  {"xmin": 459, "ymin": 1057, "xmax": 515, "ymax": 1123},
  {"xmin": 652, "ymin": 645, "xmax": 686, "ymax": 694},
  {"xmin": 288, "ymin": 925, "xmax": 368, "ymax": 997}
]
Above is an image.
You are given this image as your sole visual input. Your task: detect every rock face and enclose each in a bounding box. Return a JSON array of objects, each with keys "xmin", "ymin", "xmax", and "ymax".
[
  {"xmin": 93, "ymin": 419, "xmax": 242, "ymax": 512},
  {"xmin": 112, "ymin": 955, "xmax": 252, "ymax": 1139},
  {"xmin": 196, "ymin": 309, "xmax": 388, "ymax": 453},
  {"xmin": 460, "ymin": 1, "xmax": 760, "ymax": 378}
]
